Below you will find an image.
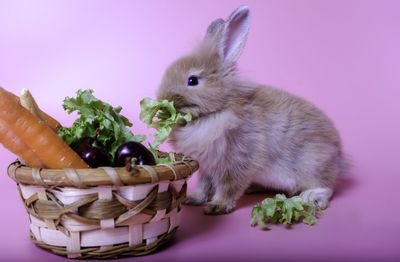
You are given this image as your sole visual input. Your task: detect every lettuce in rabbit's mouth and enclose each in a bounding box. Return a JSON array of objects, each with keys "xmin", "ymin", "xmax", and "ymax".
[
  {"xmin": 140, "ymin": 98, "xmax": 192, "ymax": 149},
  {"xmin": 175, "ymin": 103, "xmax": 198, "ymax": 111},
  {"xmin": 170, "ymin": 99, "xmax": 199, "ymax": 115},
  {"xmin": 175, "ymin": 105, "xmax": 200, "ymax": 118}
]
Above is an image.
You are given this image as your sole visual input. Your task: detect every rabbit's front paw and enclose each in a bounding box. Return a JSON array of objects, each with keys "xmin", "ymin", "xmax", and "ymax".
[
  {"xmin": 204, "ymin": 202, "xmax": 234, "ymax": 215},
  {"xmin": 184, "ymin": 194, "xmax": 207, "ymax": 206},
  {"xmin": 300, "ymin": 187, "xmax": 333, "ymax": 209}
]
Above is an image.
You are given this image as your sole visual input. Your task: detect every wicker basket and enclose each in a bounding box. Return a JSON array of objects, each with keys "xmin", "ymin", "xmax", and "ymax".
[{"xmin": 7, "ymin": 154, "xmax": 198, "ymax": 259}]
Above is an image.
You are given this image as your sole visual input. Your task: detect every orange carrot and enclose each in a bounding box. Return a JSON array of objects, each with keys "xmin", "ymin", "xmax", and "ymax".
[
  {"xmin": 19, "ymin": 89, "xmax": 62, "ymax": 131},
  {"xmin": 0, "ymin": 119, "xmax": 44, "ymax": 167},
  {"xmin": 0, "ymin": 87, "xmax": 89, "ymax": 169},
  {"xmin": 41, "ymin": 113, "xmax": 62, "ymax": 131}
]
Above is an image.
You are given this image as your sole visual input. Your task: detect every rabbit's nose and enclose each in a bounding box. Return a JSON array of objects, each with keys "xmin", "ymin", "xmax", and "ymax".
[{"xmin": 161, "ymin": 93, "xmax": 187, "ymax": 107}]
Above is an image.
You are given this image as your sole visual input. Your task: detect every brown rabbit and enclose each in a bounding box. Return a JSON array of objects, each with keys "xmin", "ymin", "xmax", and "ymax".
[{"xmin": 157, "ymin": 6, "xmax": 347, "ymax": 215}]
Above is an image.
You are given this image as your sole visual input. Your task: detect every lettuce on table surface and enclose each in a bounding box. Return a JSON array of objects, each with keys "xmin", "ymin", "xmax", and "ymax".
[{"xmin": 251, "ymin": 194, "xmax": 321, "ymax": 229}]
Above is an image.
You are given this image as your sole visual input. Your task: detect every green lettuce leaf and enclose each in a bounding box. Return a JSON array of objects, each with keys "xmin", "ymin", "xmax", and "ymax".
[
  {"xmin": 57, "ymin": 89, "xmax": 145, "ymax": 158},
  {"xmin": 250, "ymin": 194, "xmax": 321, "ymax": 230},
  {"xmin": 139, "ymin": 97, "xmax": 192, "ymax": 150}
]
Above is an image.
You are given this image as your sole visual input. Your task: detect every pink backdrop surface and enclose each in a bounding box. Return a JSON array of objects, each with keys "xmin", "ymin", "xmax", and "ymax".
[{"xmin": 0, "ymin": 0, "xmax": 399, "ymax": 261}]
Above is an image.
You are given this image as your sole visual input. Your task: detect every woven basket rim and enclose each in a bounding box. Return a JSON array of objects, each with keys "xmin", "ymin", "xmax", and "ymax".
[{"xmin": 8, "ymin": 152, "xmax": 198, "ymax": 188}]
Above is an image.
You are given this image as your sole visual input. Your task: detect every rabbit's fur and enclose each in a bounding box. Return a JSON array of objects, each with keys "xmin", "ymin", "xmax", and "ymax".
[{"xmin": 157, "ymin": 6, "xmax": 346, "ymax": 215}]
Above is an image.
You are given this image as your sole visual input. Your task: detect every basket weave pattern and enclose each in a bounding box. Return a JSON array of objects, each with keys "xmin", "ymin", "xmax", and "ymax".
[{"xmin": 8, "ymin": 156, "xmax": 198, "ymax": 259}]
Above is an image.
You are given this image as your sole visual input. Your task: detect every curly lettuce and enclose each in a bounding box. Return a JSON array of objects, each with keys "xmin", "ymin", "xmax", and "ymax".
[
  {"xmin": 139, "ymin": 98, "xmax": 192, "ymax": 149},
  {"xmin": 57, "ymin": 89, "xmax": 145, "ymax": 158},
  {"xmin": 251, "ymin": 194, "xmax": 321, "ymax": 229}
]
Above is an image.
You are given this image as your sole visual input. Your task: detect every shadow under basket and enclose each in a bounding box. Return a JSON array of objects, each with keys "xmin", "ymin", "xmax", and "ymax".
[{"xmin": 7, "ymin": 153, "xmax": 199, "ymax": 259}]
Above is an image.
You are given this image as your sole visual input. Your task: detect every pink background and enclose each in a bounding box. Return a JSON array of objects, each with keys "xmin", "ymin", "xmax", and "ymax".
[{"xmin": 1, "ymin": 0, "xmax": 399, "ymax": 261}]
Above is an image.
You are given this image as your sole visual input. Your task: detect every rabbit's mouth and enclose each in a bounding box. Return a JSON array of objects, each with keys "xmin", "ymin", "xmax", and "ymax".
[
  {"xmin": 176, "ymin": 104, "xmax": 200, "ymax": 119},
  {"xmin": 177, "ymin": 105, "xmax": 224, "ymax": 123},
  {"xmin": 165, "ymin": 95, "xmax": 197, "ymax": 113},
  {"xmin": 174, "ymin": 98, "xmax": 221, "ymax": 121}
]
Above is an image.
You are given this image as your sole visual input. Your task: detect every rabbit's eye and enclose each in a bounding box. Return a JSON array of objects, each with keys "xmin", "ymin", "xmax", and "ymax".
[{"xmin": 187, "ymin": 76, "xmax": 199, "ymax": 86}]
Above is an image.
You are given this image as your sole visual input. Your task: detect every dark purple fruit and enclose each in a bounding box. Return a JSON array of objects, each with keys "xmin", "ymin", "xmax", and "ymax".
[
  {"xmin": 81, "ymin": 147, "xmax": 112, "ymax": 168},
  {"xmin": 72, "ymin": 137, "xmax": 111, "ymax": 168},
  {"xmin": 114, "ymin": 141, "xmax": 156, "ymax": 167},
  {"xmin": 72, "ymin": 137, "xmax": 95, "ymax": 156}
]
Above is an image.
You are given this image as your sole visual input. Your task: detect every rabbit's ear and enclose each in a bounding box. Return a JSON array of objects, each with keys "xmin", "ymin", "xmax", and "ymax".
[
  {"xmin": 221, "ymin": 5, "xmax": 250, "ymax": 64},
  {"xmin": 205, "ymin": 18, "xmax": 225, "ymax": 41}
]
